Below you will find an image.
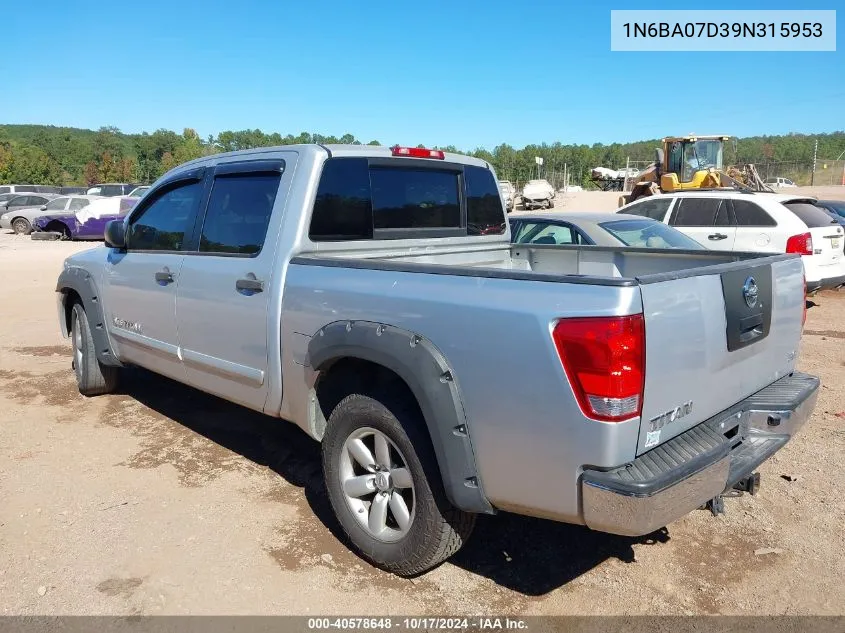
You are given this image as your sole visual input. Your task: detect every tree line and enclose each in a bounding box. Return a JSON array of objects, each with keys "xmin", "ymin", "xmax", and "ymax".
[{"xmin": 1, "ymin": 123, "xmax": 843, "ymax": 189}]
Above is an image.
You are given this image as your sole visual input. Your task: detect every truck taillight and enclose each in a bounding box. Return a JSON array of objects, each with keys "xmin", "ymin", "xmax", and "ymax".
[
  {"xmin": 552, "ymin": 314, "xmax": 645, "ymax": 422},
  {"xmin": 390, "ymin": 145, "xmax": 445, "ymax": 159},
  {"xmin": 786, "ymin": 232, "xmax": 813, "ymax": 255}
]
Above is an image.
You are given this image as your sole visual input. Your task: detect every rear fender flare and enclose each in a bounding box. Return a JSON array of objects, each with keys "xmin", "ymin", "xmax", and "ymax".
[{"xmin": 308, "ymin": 320, "xmax": 493, "ymax": 515}]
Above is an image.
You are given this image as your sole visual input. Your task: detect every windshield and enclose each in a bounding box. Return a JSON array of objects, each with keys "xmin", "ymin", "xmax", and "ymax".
[
  {"xmin": 598, "ymin": 218, "xmax": 705, "ymax": 249},
  {"xmin": 821, "ymin": 201, "xmax": 845, "ymax": 217},
  {"xmin": 682, "ymin": 140, "xmax": 723, "ymax": 182}
]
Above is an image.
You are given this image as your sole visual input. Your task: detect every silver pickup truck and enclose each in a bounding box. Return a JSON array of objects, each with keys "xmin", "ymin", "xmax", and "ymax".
[{"xmin": 55, "ymin": 144, "xmax": 819, "ymax": 576}]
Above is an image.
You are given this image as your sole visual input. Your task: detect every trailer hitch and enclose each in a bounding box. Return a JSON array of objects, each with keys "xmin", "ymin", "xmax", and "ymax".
[
  {"xmin": 701, "ymin": 473, "xmax": 761, "ymax": 516},
  {"xmin": 732, "ymin": 472, "xmax": 761, "ymax": 496}
]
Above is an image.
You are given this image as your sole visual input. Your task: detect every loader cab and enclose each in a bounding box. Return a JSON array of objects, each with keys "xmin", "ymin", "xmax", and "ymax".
[{"xmin": 661, "ymin": 136, "xmax": 728, "ymax": 192}]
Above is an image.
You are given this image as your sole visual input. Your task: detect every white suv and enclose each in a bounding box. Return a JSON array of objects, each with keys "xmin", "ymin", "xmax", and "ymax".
[
  {"xmin": 764, "ymin": 177, "xmax": 797, "ymax": 188},
  {"xmin": 619, "ymin": 192, "xmax": 845, "ymax": 292}
]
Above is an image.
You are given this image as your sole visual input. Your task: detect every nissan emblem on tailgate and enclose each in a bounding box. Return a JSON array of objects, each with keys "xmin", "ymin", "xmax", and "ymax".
[{"xmin": 743, "ymin": 276, "xmax": 758, "ymax": 308}]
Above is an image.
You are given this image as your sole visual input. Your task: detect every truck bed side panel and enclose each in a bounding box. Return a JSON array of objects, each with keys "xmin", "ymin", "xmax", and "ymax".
[{"xmin": 282, "ymin": 261, "xmax": 644, "ymax": 523}]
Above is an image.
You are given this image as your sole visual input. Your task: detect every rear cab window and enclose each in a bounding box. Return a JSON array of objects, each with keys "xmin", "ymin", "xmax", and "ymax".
[
  {"xmin": 309, "ymin": 157, "xmax": 505, "ymax": 242},
  {"xmin": 784, "ymin": 202, "xmax": 841, "ymax": 228}
]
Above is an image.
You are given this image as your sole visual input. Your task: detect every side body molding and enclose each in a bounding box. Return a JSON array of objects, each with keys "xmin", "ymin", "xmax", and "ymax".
[
  {"xmin": 56, "ymin": 267, "xmax": 123, "ymax": 367},
  {"xmin": 307, "ymin": 320, "xmax": 494, "ymax": 515}
]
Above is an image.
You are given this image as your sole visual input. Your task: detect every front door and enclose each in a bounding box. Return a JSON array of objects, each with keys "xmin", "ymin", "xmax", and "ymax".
[
  {"xmin": 175, "ymin": 157, "xmax": 292, "ymax": 412},
  {"xmin": 103, "ymin": 175, "xmax": 207, "ymax": 381}
]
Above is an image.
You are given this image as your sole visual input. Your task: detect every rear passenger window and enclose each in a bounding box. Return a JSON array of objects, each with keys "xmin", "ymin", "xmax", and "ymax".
[
  {"xmin": 127, "ymin": 180, "xmax": 203, "ymax": 251},
  {"xmin": 69, "ymin": 198, "xmax": 89, "ymax": 211},
  {"xmin": 465, "ymin": 165, "xmax": 505, "ymax": 235},
  {"xmin": 370, "ymin": 168, "xmax": 460, "ymax": 234},
  {"xmin": 200, "ymin": 173, "xmax": 281, "ymax": 255},
  {"xmin": 309, "ymin": 158, "xmax": 373, "ymax": 241},
  {"xmin": 670, "ymin": 198, "xmax": 723, "ymax": 226},
  {"xmin": 625, "ymin": 198, "xmax": 671, "ymax": 220},
  {"xmin": 784, "ymin": 202, "xmax": 840, "ymax": 228},
  {"xmin": 732, "ymin": 200, "xmax": 776, "ymax": 226}
]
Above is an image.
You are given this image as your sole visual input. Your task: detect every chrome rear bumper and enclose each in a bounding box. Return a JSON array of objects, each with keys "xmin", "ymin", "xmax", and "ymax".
[{"xmin": 581, "ymin": 372, "xmax": 819, "ymax": 537}]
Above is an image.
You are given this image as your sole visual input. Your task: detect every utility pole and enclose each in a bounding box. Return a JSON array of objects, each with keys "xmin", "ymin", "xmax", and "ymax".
[
  {"xmin": 624, "ymin": 156, "xmax": 630, "ymax": 192},
  {"xmin": 811, "ymin": 139, "xmax": 818, "ymax": 186},
  {"xmin": 564, "ymin": 163, "xmax": 568, "ymax": 191}
]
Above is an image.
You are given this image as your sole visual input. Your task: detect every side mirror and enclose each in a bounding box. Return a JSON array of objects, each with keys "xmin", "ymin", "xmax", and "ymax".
[
  {"xmin": 104, "ymin": 219, "xmax": 126, "ymax": 249},
  {"xmin": 40, "ymin": 205, "xmax": 47, "ymax": 211}
]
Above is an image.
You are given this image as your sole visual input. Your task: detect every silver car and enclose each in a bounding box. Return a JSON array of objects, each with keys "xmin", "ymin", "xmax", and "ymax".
[
  {"xmin": 509, "ymin": 212, "xmax": 707, "ymax": 249},
  {"xmin": 0, "ymin": 194, "xmax": 61, "ymax": 234}
]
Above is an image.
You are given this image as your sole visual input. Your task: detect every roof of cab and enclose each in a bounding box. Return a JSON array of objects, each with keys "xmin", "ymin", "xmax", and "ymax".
[{"xmin": 173, "ymin": 143, "xmax": 490, "ymax": 174}]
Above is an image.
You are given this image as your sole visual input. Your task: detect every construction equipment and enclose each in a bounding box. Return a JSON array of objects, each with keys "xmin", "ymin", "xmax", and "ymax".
[{"xmin": 618, "ymin": 135, "xmax": 774, "ymax": 206}]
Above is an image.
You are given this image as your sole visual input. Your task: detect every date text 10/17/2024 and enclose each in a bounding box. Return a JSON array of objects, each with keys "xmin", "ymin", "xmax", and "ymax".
[{"xmin": 307, "ymin": 618, "xmax": 528, "ymax": 630}]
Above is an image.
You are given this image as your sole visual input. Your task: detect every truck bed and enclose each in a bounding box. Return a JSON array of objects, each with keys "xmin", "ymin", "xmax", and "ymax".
[
  {"xmin": 294, "ymin": 242, "xmax": 783, "ymax": 284},
  {"xmin": 285, "ymin": 242, "xmax": 805, "ymax": 524}
]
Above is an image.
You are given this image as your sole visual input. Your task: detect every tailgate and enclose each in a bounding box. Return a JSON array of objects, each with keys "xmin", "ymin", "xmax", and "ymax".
[{"xmin": 634, "ymin": 255, "xmax": 805, "ymax": 455}]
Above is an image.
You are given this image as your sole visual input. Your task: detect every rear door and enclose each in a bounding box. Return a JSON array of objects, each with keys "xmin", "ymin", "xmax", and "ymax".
[
  {"xmin": 730, "ymin": 199, "xmax": 780, "ymax": 253},
  {"xmin": 103, "ymin": 169, "xmax": 207, "ymax": 381},
  {"xmin": 668, "ymin": 197, "xmax": 736, "ymax": 250},
  {"xmin": 175, "ymin": 155, "xmax": 294, "ymax": 412}
]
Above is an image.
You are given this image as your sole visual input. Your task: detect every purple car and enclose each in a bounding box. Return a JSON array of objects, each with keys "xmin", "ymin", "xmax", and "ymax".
[{"xmin": 32, "ymin": 196, "xmax": 139, "ymax": 240}]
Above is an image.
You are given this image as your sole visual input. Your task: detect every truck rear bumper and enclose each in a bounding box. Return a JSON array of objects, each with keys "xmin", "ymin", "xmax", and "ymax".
[{"xmin": 581, "ymin": 372, "xmax": 819, "ymax": 537}]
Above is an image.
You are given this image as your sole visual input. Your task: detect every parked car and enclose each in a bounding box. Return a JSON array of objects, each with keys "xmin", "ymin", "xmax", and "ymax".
[
  {"xmin": 59, "ymin": 186, "xmax": 88, "ymax": 195},
  {"xmin": 510, "ymin": 212, "xmax": 706, "ymax": 249},
  {"xmin": 0, "ymin": 194, "xmax": 61, "ymax": 234},
  {"xmin": 764, "ymin": 177, "xmax": 797, "ymax": 188},
  {"xmin": 815, "ymin": 199, "xmax": 845, "ymax": 228},
  {"xmin": 86, "ymin": 183, "xmax": 139, "ymax": 197},
  {"xmin": 497, "ymin": 180, "xmax": 514, "ymax": 212},
  {"xmin": 32, "ymin": 196, "xmax": 139, "ymax": 240},
  {"xmin": 0, "ymin": 196, "xmax": 98, "ymax": 237},
  {"xmin": 0, "ymin": 184, "xmax": 42, "ymax": 194},
  {"xmin": 55, "ymin": 143, "xmax": 817, "ymax": 577},
  {"xmin": 618, "ymin": 191, "xmax": 845, "ymax": 293},
  {"xmin": 521, "ymin": 179, "xmax": 555, "ymax": 209},
  {"xmin": 128, "ymin": 185, "xmax": 151, "ymax": 198}
]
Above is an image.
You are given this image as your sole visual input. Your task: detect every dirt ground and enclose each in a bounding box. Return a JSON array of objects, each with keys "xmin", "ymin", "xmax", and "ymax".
[{"xmin": 1, "ymin": 217, "xmax": 845, "ymax": 616}]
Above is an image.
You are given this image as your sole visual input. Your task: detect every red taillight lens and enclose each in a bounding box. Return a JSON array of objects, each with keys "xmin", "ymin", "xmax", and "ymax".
[
  {"xmin": 552, "ymin": 314, "xmax": 645, "ymax": 422},
  {"xmin": 786, "ymin": 232, "xmax": 813, "ymax": 255},
  {"xmin": 390, "ymin": 145, "xmax": 445, "ymax": 159}
]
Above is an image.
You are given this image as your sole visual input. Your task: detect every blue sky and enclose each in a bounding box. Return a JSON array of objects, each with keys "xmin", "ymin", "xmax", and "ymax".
[{"xmin": 3, "ymin": 0, "xmax": 843, "ymax": 149}]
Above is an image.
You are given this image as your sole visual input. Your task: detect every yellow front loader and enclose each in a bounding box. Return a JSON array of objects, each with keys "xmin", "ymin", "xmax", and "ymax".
[{"xmin": 618, "ymin": 135, "xmax": 771, "ymax": 206}]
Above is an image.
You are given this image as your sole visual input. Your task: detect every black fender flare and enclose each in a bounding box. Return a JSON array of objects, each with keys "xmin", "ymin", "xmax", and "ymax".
[
  {"xmin": 308, "ymin": 320, "xmax": 494, "ymax": 515},
  {"xmin": 56, "ymin": 267, "xmax": 123, "ymax": 367}
]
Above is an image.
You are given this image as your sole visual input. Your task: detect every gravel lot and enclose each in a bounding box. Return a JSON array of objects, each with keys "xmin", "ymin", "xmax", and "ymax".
[{"xmin": 1, "ymin": 208, "xmax": 844, "ymax": 615}]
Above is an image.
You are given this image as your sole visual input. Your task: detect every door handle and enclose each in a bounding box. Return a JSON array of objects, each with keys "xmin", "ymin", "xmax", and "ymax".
[
  {"xmin": 236, "ymin": 278, "xmax": 264, "ymax": 293},
  {"xmin": 155, "ymin": 270, "xmax": 174, "ymax": 284},
  {"xmin": 708, "ymin": 233, "xmax": 728, "ymax": 240}
]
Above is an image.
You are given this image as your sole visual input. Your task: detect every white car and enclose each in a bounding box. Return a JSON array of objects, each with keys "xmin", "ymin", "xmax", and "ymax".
[
  {"xmin": 618, "ymin": 191, "xmax": 845, "ymax": 293},
  {"xmin": 764, "ymin": 177, "xmax": 797, "ymax": 188},
  {"xmin": 497, "ymin": 180, "xmax": 515, "ymax": 212},
  {"xmin": 521, "ymin": 179, "xmax": 555, "ymax": 210}
]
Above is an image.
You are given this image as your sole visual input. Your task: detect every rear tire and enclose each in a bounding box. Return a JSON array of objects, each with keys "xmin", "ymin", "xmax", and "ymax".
[
  {"xmin": 71, "ymin": 303, "xmax": 119, "ymax": 396},
  {"xmin": 11, "ymin": 217, "xmax": 31, "ymax": 235},
  {"xmin": 322, "ymin": 391, "xmax": 475, "ymax": 576}
]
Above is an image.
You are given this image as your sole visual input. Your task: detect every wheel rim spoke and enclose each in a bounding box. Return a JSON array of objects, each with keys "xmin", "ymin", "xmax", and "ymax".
[
  {"xmin": 347, "ymin": 438, "xmax": 376, "ymax": 470},
  {"xmin": 389, "ymin": 492, "xmax": 411, "ymax": 531},
  {"xmin": 390, "ymin": 467, "xmax": 412, "ymax": 489},
  {"xmin": 368, "ymin": 492, "xmax": 389, "ymax": 534},
  {"xmin": 374, "ymin": 433, "xmax": 391, "ymax": 468},
  {"xmin": 343, "ymin": 474, "xmax": 376, "ymax": 498}
]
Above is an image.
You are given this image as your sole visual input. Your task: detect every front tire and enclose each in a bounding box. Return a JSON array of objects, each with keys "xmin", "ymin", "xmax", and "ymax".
[
  {"xmin": 71, "ymin": 303, "xmax": 119, "ymax": 396},
  {"xmin": 12, "ymin": 217, "xmax": 32, "ymax": 235},
  {"xmin": 322, "ymin": 392, "xmax": 475, "ymax": 576}
]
